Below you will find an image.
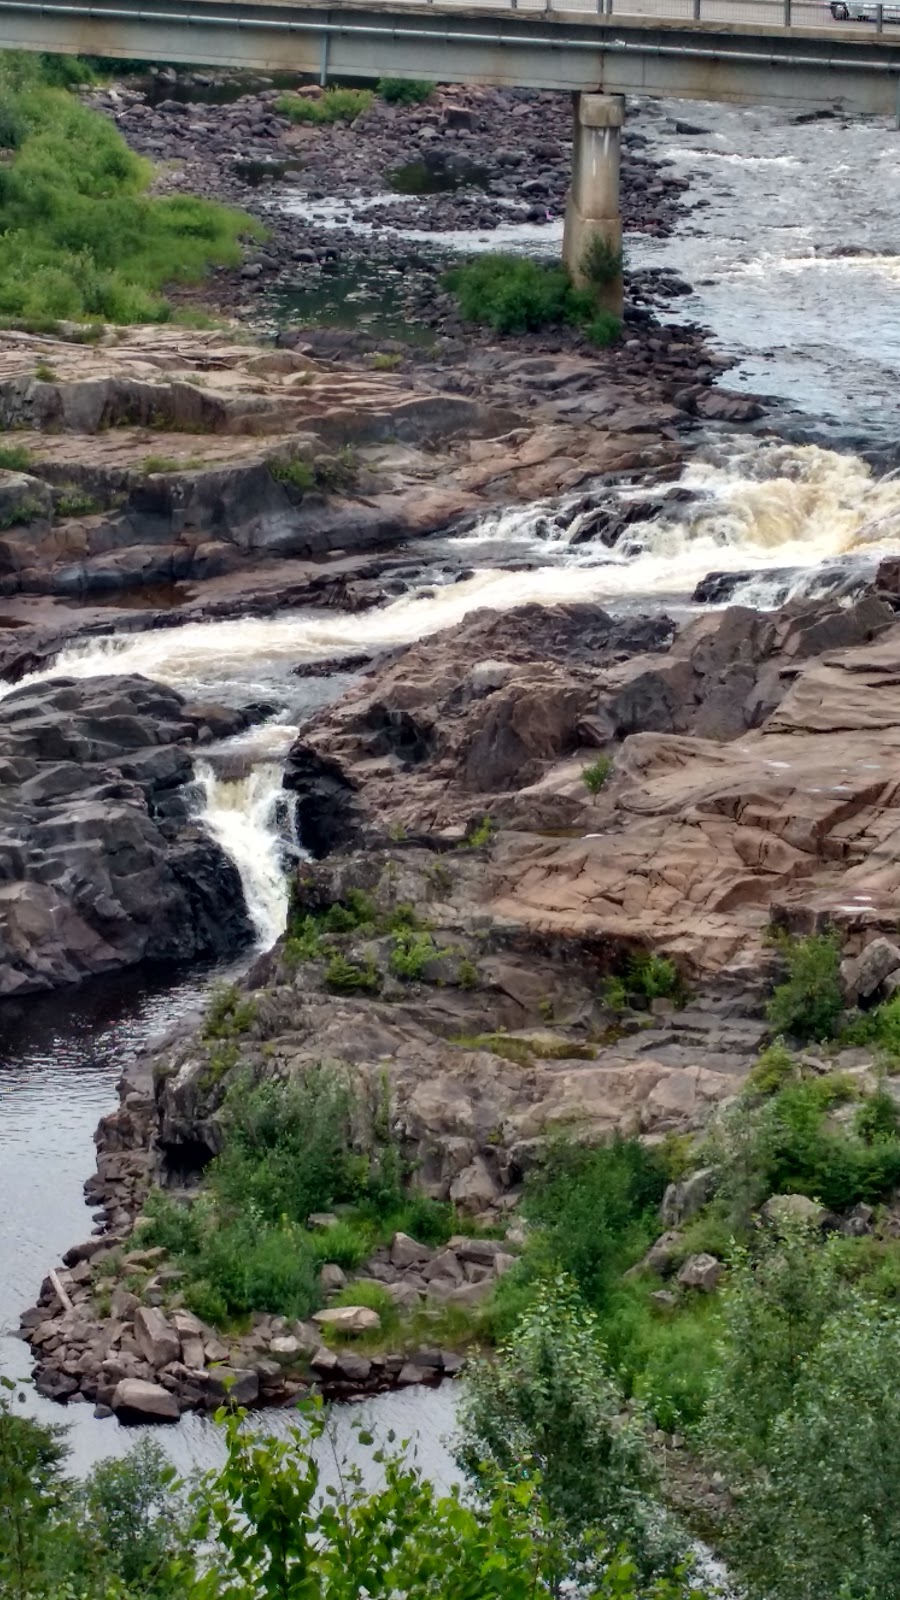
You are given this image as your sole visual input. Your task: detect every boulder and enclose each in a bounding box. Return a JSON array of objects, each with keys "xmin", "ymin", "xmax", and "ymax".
[
  {"xmin": 661, "ymin": 1168, "xmax": 717, "ymax": 1228},
  {"xmin": 319, "ymin": 1263, "xmax": 348, "ymax": 1294},
  {"xmin": 206, "ymin": 1367, "xmax": 260, "ymax": 1405},
  {"xmin": 133, "ymin": 1306, "xmax": 180, "ymax": 1369},
  {"xmin": 761, "ymin": 1194, "xmax": 826, "ymax": 1230},
  {"xmin": 269, "ymin": 1334, "xmax": 305, "ymax": 1360},
  {"xmin": 312, "ymin": 1306, "xmax": 381, "ymax": 1334},
  {"xmin": 676, "ymin": 1253, "xmax": 722, "ymax": 1292},
  {"xmin": 389, "ymin": 1232, "xmax": 432, "ymax": 1270},
  {"xmin": 841, "ymin": 937, "xmax": 900, "ymax": 1004},
  {"xmin": 639, "ymin": 1230, "xmax": 685, "ymax": 1279},
  {"xmin": 111, "ymin": 1378, "xmax": 180, "ymax": 1421}
]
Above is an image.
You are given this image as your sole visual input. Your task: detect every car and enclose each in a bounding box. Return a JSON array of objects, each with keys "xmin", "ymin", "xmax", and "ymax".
[{"xmin": 831, "ymin": 1, "xmax": 900, "ymax": 19}]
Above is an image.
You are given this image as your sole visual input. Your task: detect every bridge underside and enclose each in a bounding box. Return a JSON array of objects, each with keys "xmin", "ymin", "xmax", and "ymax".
[{"xmin": 1, "ymin": 1, "xmax": 900, "ymax": 116}]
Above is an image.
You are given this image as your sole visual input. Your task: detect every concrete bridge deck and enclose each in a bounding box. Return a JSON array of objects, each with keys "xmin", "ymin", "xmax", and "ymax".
[{"xmin": 1, "ymin": 0, "xmax": 899, "ymax": 116}]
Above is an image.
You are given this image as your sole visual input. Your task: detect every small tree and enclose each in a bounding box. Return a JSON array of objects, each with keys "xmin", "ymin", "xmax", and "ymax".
[{"xmin": 456, "ymin": 1274, "xmax": 684, "ymax": 1582}]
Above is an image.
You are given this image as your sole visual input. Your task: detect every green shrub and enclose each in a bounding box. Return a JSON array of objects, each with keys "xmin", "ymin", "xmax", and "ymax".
[
  {"xmin": 0, "ymin": 444, "xmax": 33, "ymax": 471},
  {"xmin": 584, "ymin": 311, "xmax": 622, "ymax": 348},
  {"xmin": 766, "ymin": 929, "xmax": 843, "ymax": 1042},
  {"xmin": 269, "ymin": 454, "xmax": 315, "ymax": 492},
  {"xmin": 308, "ymin": 1219, "xmax": 372, "ymax": 1271},
  {"xmin": 580, "ymin": 233, "xmax": 624, "ymax": 286},
  {"xmin": 628, "ymin": 952, "xmax": 679, "ymax": 1002},
  {"xmin": 446, "ymin": 254, "xmax": 576, "ymax": 336},
  {"xmin": 202, "ymin": 983, "xmax": 257, "ymax": 1041},
  {"xmin": 34, "ymin": 360, "xmax": 56, "ymax": 382},
  {"xmin": 844, "ymin": 992, "xmax": 900, "ymax": 1057},
  {"xmin": 744, "ymin": 1040, "xmax": 800, "ymax": 1097},
  {"xmin": 324, "ymin": 953, "xmax": 381, "ymax": 994},
  {"xmin": 378, "ymin": 77, "xmax": 435, "ymax": 105},
  {"xmin": 55, "ymin": 486, "xmax": 100, "ymax": 517},
  {"xmin": 275, "ymin": 88, "xmax": 374, "ymax": 125},
  {"xmin": 389, "ymin": 929, "xmax": 444, "ymax": 980},
  {"xmin": 523, "ymin": 1137, "xmax": 666, "ymax": 1306},
  {"xmin": 372, "ymin": 350, "xmax": 402, "ymax": 370},
  {"xmin": 582, "ymin": 755, "xmax": 613, "ymax": 795},
  {"xmin": 465, "ymin": 815, "xmax": 495, "ymax": 847}
]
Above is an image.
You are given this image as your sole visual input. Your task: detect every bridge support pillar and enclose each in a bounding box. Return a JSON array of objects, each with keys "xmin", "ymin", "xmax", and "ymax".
[{"xmin": 562, "ymin": 92, "xmax": 624, "ymax": 318}]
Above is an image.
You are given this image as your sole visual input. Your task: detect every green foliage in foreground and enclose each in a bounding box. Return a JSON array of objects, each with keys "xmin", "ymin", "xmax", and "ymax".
[
  {"xmin": 702, "ymin": 1225, "xmax": 900, "ymax": 1600},
  {"xmin": 458, "ymin": 1275, "xmax": 684, "ymax": 1583},
  {"xmin": 275, "ymin": 87, "xmax": 374, "ymax": 125},
  {"xmin": 445, "ymin": 253, "xmax": 622, "ymax": 346},
  {"xmin": 378, "ymin": 77, "xmax": 435, "ymax": 104},
  {"xmin": 0, "ymin": 52, "xmax": 256, "ymax": 325}
]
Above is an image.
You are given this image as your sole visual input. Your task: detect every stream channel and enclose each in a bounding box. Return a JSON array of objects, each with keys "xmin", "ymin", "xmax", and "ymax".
[{"xmin": 2, "ymin": 91, "xmax": 900, "ymax": 1479}]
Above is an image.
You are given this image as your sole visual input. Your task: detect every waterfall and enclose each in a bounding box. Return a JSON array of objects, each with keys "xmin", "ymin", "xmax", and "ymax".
[{"xmin": 193, "ymin": 759, "xmax": 294, "ymax": 948}]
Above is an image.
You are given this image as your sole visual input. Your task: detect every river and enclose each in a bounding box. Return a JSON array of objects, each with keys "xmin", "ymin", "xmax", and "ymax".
[{"xmin": 1, "ymin": 89, "xmax": 900, "ymax": 1478}]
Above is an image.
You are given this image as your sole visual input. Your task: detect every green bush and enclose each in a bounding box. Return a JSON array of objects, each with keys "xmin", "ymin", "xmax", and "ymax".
[
  {"xmin": 744, "ymin": 1040, "xmax": 799, "ymax": 1097},
  {"xmin": 275, "ymin": 88, "xmax": 373, "ymax": 125},
  {"xmin": 324, "ymin": 952, "xmax": 381, "ymax": 994},
  {"xmin": 308, "ymin": 1219, "xmax": 372, "ymax": 1271},
  {"xmin": 202, "ymin": 983, "xmax": 257, "ymax": 1041},
  {"xmin": 389, "ymin": 928, "xmax": 444, "ymax": 980},
  {"xmin": 378, "ymin": 77, "xmax": 435, "ymax": 105},
  {"xmin": 582, "ymin": 755, "xmax": 613, "ymax": 794},
  {"xmin": 446, "ymin": 254, "xmax": 576, "ymax": 336},
  {"xmin": 581, "ymin": 233, "xmax": 624, "ymax": 286},
  {"xmin": 628, "ymin": 952, "xmax": 679, "ymax": 1002},
  {"xmin": 55, "ymin": 487, "xmax": 100, "ymax": 517},
  {"xmin": 584, "ymin": 311, "xmax": 623, "ymax": 348},
  {"xmin": 523, "ymin": 1137, "xmax": 666, "ymax": 1306},
  {"xmin": 0, "ymin": 57, "xmax": 256, "ymax": 327},
  {"xmin": 766, "ymin": 929, "xmax": 843, "ymax": 1042},
  {"xmin": 269, "ymin": 454, "xmax": 315, "ymax": 492}
]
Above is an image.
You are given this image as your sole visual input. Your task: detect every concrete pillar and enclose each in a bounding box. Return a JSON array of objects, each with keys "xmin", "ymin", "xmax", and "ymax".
[{"xmin": 562, "ymin": 92, "xmax": 624, "ymax": 318}]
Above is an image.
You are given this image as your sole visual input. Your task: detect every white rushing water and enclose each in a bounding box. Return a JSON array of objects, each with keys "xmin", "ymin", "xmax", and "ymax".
[
  {"xmin": 194, "ymin": 759, "xmax": 293, "ymax": 947},
  {"xmin": 7, "ymin": 439, "xmax": 900, "ymax": 711}
]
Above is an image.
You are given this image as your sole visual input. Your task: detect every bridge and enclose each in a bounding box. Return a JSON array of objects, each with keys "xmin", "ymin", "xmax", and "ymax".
[{"xmin": 3, "ymin": 0, "xmax": 898, "ymax": 311}]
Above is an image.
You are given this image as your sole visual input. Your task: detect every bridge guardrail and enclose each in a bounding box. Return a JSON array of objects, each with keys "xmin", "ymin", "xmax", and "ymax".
[{"xmin": 411, "ymin": 0, "xmax": 900, "ymax": 32}]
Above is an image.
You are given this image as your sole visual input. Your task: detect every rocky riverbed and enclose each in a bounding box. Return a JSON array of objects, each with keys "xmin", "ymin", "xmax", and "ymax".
[{"xmin": 17, "ymin": 573, "xmax": 900, "ymax": 1417}]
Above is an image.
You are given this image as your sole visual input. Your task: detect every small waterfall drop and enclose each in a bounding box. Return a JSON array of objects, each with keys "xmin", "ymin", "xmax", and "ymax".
[{"xmin": 193, "ymin": 759, "xmax": 293, "ymax": 948}]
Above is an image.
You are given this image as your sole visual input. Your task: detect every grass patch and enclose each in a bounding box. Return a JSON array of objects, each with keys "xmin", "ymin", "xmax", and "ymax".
[
  {"xmin": 55, "ymin": 486, "xmax": 101, "ymax": 517},
  {"xmin": 378, "ymin": 78, "xmax": 435, "ymax": 105},
  {"xmin": 451, "ymin": 1032, "xmax": 596, "ymax": 1067},
  {"xmin": 269, "ymin": 446, "xmax": 358, "ymax": 497},
  {"xmin": 276, "ymin": 88, "xmax": 374, "ymax": 125},
  {"xmin": 0, "ymin": 53, "xmax": 258, "ymax": 326},
  {"xmin": 0, "ymin": 444, "xmax": 34, "ymax": 472},
  {"xmin": 582, "ymin": 755, "xmax": 613, "ymax": 795},
  {"xmin": 372, "ymin": 351, "xmax": 402, "ymax": 371}
]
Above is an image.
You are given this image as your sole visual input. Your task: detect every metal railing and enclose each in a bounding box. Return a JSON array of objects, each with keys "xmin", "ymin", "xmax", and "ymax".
[{"xmin": 403, "ymin": 0, "xmax": 900, "ymax": 30}]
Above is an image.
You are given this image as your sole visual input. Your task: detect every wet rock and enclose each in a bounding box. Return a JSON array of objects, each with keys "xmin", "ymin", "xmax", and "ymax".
[{"xmin": 0, "ymin": 674, "xmax": 254, "ymax": 995}]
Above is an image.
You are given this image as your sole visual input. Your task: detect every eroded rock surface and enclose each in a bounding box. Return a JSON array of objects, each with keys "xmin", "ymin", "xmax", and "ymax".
[{"xmin": 0, "ymin": 673, "xmax": 253, "ymax": 993}]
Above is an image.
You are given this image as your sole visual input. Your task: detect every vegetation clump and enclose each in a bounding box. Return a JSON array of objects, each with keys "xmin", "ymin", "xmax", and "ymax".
[
  {"xmin": 582, "ymin": 754, "xmax": 614, "ymax": 794},
  {"xmin": 446, "ymin": 253, "xmax": 621, "ymax": 346},
  {"xmin": 766, "ymin": 928, "xmax": 844, "ymax": 1041},
  {"xmin": 0, "ymin": 444, "xmax": 34, "ymax": 472},
  {"xmin": 0, "ymin": 54, "xmax": 256, "ymax": 325},
  {"xmin": 275, "ymin": 87, "xmax": 374, "ymax": 125},
  {"xmin": 378, "ymin": 77, "xmax": 435, "ymax": 105}
]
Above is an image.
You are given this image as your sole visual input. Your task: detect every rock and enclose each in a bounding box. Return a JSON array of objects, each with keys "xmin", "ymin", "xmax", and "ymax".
[
  {"xmin": 310, "ymin": 1345, "xmax": 340, "ymax": 1374},
  {"xmin": 422, "ymin": 1250, "xmax": 464, "ymax": 1285},
  {"xmin": 269, "ymin": 1334, "xmax": 305, "ymax": 1360},
  {"xmin": 110, "ymin": 1287, "xmax": 139, "ymax": 1321},
  {"xmin": 312, "ymin": 1306, "xmax": 381, "ymax": 1334},
  {"xmin": 449, "ymin": 1157, "xmax": 501, "ymax": 1210},
  {"xmin": 839, "ymin": 1201, "xmax": 875, "ymax": 1237},
  {"xmin": 206, "ymin": 1367, "xmax": 260, "ymax": 1405},
  {"xmin": 181, "ymin": 1336, "xmax": 206, "ymax": 1370},
  {"xmin": 389, "ymin": 1232, "xmax": 432, "ymax": 1269},
  {"xmin": 0, "ymin": 675, "xmax": 254, "ymax": 996},
  {"xmin": 111, "ymin": 1378, "xmax": 180, "ymax": 1421},
  {"xmin": 676, "ymin": 1253, "xmax": 722, "ymax": 1292},
  {"xmin": 649, "ymin": 1290, "xmax": 679, "ymax": 1310},
  {"xmin": 333, "ymin": 1352, "xmax": 371, "ymax": 1383},
  {"xmin": 640, "ymin": 1230, "xmax": 685, "ymax": 1278},
  {"xmin": 319, "ymin": 1263, "xmax": 348, "ymax": 1294},
  {"xmin": 307, "ymin": 1212, "xmax": 340, "ymax": 1231},
  {"xmin": 396, "ymin": 1361, "xmax": 429, "ymax": 1387},
  {"xmin": 661, "ymin": 1168, "xmax": 717, "ymax": 1228},
  {"xmin": 170, "ymin": 1309, "xmax": 206, "ymax": 1337},
  {"xmin": 133, "ymin": 1306, "xmax": 180, "ymax": 1368},
  {"xmin": 761, "ymin": 1194, "xmax": 826, "ymax": 1230},
  {"xmin": 841, "ymin": 937, "xmax": 900, "ymax": 1004}
]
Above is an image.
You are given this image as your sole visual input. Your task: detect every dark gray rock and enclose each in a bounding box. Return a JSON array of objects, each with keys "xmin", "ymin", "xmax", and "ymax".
[{"xmin": 0, "ymin": 674, "xmax": 254, "ymax": 994}]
